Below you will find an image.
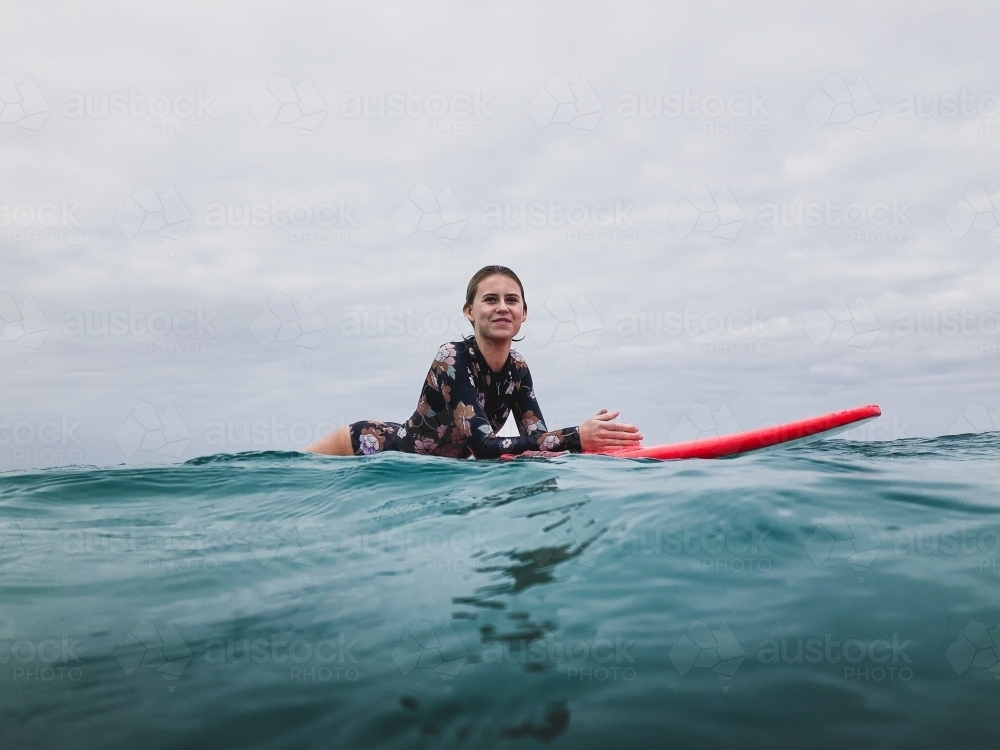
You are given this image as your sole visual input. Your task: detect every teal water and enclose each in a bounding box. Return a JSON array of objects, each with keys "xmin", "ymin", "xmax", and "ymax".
[{"xmin": 3, "ymin": 434, "xmax": 1000, "ymax": 748}]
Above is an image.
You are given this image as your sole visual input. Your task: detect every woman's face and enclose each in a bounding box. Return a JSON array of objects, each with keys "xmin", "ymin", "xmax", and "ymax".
[{"xmin": 465, "ymin": 274, "xmax": 526, "ymax": 343}]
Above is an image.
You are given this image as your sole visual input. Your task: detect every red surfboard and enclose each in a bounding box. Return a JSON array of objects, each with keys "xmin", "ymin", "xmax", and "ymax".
[
  {"xmin": 501, "ymin": 404, "xmax": 881, "ymax": 461},
  {"xmin": 594, "ymin": 404, "xmax": 881, "ymax": 460}
]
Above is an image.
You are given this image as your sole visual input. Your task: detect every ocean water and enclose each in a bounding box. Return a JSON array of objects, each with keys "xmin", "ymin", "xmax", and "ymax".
[{"xmin": 2, "ymin": 434, "xmax": 1000, "ymax": 749}]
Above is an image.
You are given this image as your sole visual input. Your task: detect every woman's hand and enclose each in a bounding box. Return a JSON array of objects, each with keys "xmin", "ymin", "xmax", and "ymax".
[{"xmin": 579, "ymin": 409, "xmax": 643, "ymax": 453}]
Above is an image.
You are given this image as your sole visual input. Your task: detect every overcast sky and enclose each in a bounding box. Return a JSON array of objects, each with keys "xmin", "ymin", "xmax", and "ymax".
[{"xmin": 2, "ymin": 1, "xmax": 999, "ymax": 469}]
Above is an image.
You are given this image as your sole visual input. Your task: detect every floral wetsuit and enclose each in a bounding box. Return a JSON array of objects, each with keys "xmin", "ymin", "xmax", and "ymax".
[{"xmin": 348, "ymin": 338, "xmax": 582, "ymax": 459}]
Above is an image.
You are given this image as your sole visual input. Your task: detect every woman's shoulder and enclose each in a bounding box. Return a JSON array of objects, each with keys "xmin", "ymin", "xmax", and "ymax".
[
  {"xmin": 430, "ymin": 340, "xmax": 472, "ymax": 368},
  {"xmin": 509, "ymin": 348, "xmax": 529, "ymax": 370}
]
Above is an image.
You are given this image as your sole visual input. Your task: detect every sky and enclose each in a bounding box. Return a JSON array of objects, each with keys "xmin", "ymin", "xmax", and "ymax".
[{"xmin": 1, "ymin": 0, "xmax": 999, "ymax": 470}]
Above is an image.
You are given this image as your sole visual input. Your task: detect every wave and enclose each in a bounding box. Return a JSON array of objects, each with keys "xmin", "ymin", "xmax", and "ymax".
[{"xmin": 2, "ymin": 432, "xmax": 999, "ymax": 747}]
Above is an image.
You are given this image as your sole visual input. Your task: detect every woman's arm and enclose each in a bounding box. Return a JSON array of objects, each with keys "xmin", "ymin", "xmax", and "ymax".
[
  {"xmin": 391, "ymin": 344, "xmax": 456, "ymax": 455},
  {"xmin": 451, "ymin": 347, "xmax": 580, "ymax": 459},
  {"xmin": 395, "ymin": 343, "xmax": 641, "ymax": 458},
  {"xmin": 505, "ymin": 355, "xmax": 582, "ymax": 455}
]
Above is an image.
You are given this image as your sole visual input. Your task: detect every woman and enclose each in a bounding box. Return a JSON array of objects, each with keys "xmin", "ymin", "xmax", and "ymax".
[{"xmin": 305, "ymin": 266, "xmax": 642, "ymax": 458}]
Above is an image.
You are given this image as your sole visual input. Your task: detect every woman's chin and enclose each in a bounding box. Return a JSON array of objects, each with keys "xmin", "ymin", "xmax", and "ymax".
[{"xmin": 481, "ymin": 327, "xmax": 517, "ymax": 343}]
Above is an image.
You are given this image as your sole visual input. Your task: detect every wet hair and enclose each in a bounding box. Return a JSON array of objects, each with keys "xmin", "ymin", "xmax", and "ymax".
[{"xmin": 463, "ymin": 265, "xmax": 526, "ymax": 337}]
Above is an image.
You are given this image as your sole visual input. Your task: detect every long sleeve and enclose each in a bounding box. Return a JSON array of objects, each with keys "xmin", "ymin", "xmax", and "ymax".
[
  {"xmin": 507, "ymin": 352, "xmax": 582, "ymax": 456},
  {"xmin": 394, "ymin": 343, "xmax": 581, "ymax": 459}
]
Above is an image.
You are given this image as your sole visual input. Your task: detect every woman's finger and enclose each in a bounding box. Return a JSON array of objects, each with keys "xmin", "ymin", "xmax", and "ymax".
[
  {"xmin": 599, "ymin": 426, "xmax": 640, "ymax": 436},
  {"xmin": 603, "ymin": 422, "xmax": 639, "ymax": 433},
  {"xmin": 600, "ymin": 434, "xmax": 643, "ymax": 445}
]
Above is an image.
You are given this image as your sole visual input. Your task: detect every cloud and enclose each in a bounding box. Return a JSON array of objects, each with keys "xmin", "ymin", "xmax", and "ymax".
[{"xmin": 3, "ymin": 2, "xmax": 999, "ymax": 467}]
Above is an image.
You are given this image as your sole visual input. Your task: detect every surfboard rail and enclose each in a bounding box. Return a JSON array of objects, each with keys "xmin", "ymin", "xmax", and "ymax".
[{"xmin": 586, "ymin": 404, "xmax": 882, "ymax": 460}]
